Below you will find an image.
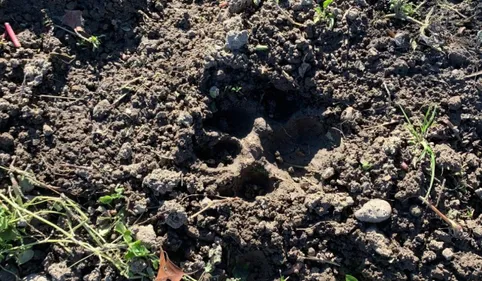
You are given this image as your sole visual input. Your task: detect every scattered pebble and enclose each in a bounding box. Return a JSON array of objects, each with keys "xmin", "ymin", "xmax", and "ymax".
[
  {"xmin": 92, "ymin": 99, "xmax": 111, "ymax": 120},
  {"xmin": 340, "ymin": 106, "xmax": 360, "ymax": 123},
  {"xmin": 160, "ymin": 200, "xmax": 188, "ymax": 229},
  {"xmin": 475, "ymin": 188, "xmax": 482, "ymax": 200},
  {"xmin": 132, "ymin": 224, "xmax": 158, "ymax": 248},
  {"xmin": 142, "ymin": 169, "xmax": 180, "ymax": 194},
  {"xmin": 225, "ymin": 30, "xmax": 249, "ymax": 51},
  {"xmin": 345, "ymin": 9, "xmax": 359, "ymax": 22},
  {"xmin": 0, "ymin": 132, "xmax": 14, "ymax": 151},
  {"xmin": 321, "ymin": 167, "xmax": 335, "ymax": 180},
  {"xmin": 447, "ymin": 96, "xmax": 462, "ymax": 110},
  {"xmin": 24, "ymin": 59, "xmax": 51, "ymax": 87},
  {"xmin": 22, "ymin": 275, "xmax": 49, "ymax": 281},
  {"xmin": 176, "ymin": 111, "xmax": 193, "ymax": 127},
  {"xmin": 393, "ymin": 32, "xmax": 410, "ymax": 50},
  {"xmin": 129, "ymin": 259, "xmax": 148, "ymax": 274},
  {"xmin": 442, "ymin": 248, "xmax": 454, "ymax": 261},
  {"xmin": 228, "ymin": 0, "xmax": 252, "ymax": 13},
  {"xmin": 448, "ymin": 47, "xmax": 470, "ymax": 67},
  {"xmin": 47, "ymin": 262, "xmax": 72, "ymax": 281},
  {"xmin": 355, "ymin": 199, "xmax": 392, "ymax": 223},
  {"xmin": 43, "ymin": 124, "xmax": 54, "ymax": 136},
  {"xmin": 118, "ymin": 143, "xmax": 133, "ymax": 160},
  {"xmin": 410, "ymin": 205, "xmax": 422, "ymax": 217}
]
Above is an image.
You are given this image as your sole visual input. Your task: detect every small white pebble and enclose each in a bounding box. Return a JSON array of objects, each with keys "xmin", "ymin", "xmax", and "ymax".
[{"xmin": 355, "ymin": 199, "xmax": 392, "ymax": 223}]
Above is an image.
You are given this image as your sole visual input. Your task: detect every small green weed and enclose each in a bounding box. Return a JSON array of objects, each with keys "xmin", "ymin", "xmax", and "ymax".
[
  {"xmin": 360, "ymin": 160, "xmax": 372, "ymax": 171},
  {"xmin": 98, "ymin": 186, "xmax": 124, "ymax": 205},
  {"xmin": 314, "ymin": 0, "xmax": 335, "ymax": 29},
  {"xmin": 346, "ymin": 274, "xmax": 359, "ymax": 281},
  {"xmin": 78, "ymin": 34, "xmax": 102, "ymax": 51},
  {"xmin": 231, "ymin": 86, "xmax": 242, "ymax": 93},
  {"xmin": 0, "ymin": 166, "xmax": 157, "ymax": 279},
  {"xmin": 399, "ymin": 104, "xmax": 437, "ymax": 199},
  {"xmin": 389, "ymin": 0, "xmax": 416, "ymax": 17},
  {"xmin": 54, "ymin": 24, "xmax": 102, "ymax": 51}
]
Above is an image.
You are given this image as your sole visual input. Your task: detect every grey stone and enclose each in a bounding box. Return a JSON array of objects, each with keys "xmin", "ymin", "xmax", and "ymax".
[
  {"xmin": 410, "ymin": 205, "xmax": 422, "ymax": 217},
  {"xmin": 177, "ymin": 111, "xmax": 193, "ymax": 127},
  {"xmin": 23, "ymin": 274, "xmax": 50, "ymax": 281},
  {"xmin": 321, "ymin": 167, "xmax": 335, "ymax": 180},
  {"xmin": 118, "ymin": 143, "xmax": 133, "ymax": 160},
  {"xmin": 447, "ymin": 96, "xmax": 462, "ymax": 110},
  {"xmin": 476, "ymin": 188, "xmax": 482, "ymax": 200},
  {"xmin": 226, "ymin": 30, "xmax": 249, "ymax": 51},
  {"xmin": 0, "ymin": 132, "xmax": 14, "ymax": 151},
  {"xmin": 24, "ymin": 59, "xmax": 51, "ymax": 87},
  {"xmin": 442, "ymin": 248, "xmax": 454, "ymax": 261},
  {"xmin": 142, "ymin": 169, "xmax": 180, "ymax": 194},
  {"xmin": 160, "ymin": 200, "xmax": 188, "ymax": 229},
  {"xmin": 47, "ymin": 262, "xmax": 72, "ymax": 281},
  {"xmin": 228, "ymin": 0, "xmax": 252, "ymax": 13},
  {"xmin": 43, "ymin": 124, "xmax": 54, "ymax": 136},
  {"xmin": 355, "ymin": 199, "xmax": 392, "ymax": 223},
  {"xmin": 340, "ymin": 106, "xmax": 360, "ymax": 123},
  {"xmin": 92, "ymin": 99, "xmax": 111, "ymax": 119},
  {"xmin": 133, "ymin": 224, "xmax": 158, "ymax": 248},
  {"xmin": 345, "ymin": 9, "xmax": 359, "ymax": 22}
]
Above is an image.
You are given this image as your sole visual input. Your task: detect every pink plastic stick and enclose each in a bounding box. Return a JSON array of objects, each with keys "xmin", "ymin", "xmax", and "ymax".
[{"xmin": 4, "ymin": 23, "xmax": 21, "ymax": 48}]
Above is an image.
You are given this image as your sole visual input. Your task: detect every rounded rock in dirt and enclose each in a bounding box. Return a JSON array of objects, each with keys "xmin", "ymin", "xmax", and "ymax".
[
  {"xmin": 225, "ymin": 30, "xmax": 249, "ymax": 51},
  {"xmin": 0, "ymin": 132, "xmax": 14, "ymax": 151},
  {"xmin": 142, "ymin": 169, "xmax": 180, "ymax": 194},
  {"xmin": 160, "ymin": 200, "xmax": 188, "ymax": 229},
  {"xmin": 92, "ymin": 99, "xmax": 111, "ymax": 120},
  {"xmin": 355, "ymin": 199, "xmax": 392, "ymax": 223},
  {"xmin": 132, "ymin": 224, "xmax": 158, "ymax": 248},
  {"xmin": 22, "ymin": 275, "xmax": 49, "ymax": 281}
]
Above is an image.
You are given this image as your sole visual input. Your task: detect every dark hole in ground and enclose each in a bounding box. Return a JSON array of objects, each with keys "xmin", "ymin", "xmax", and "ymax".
[
  {"xmin": 194, "ymin": 139, "xmax": 241, "ymax": 168},
  {"xmin": 261, "ymin": 87, "xmax": 299, "ymax": 122},
  {"xmin": 219, "ymin": 164, "xmax": 274, "ymax": 201},
  {"xmin": 223, "ymin": 249, "xmax": 272, "ymax": 281},
  {"xmin": 262, "ymin": 116, "xmax": 342, "ymax": 167},
  {"xmin": 203, "ymin": 108, "xmax": 255, "ymax": 139}
]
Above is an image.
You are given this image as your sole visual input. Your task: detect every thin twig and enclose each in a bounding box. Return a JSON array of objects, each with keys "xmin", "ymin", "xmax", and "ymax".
[
  {"xmin": 465, "ymin": 70, "xmax": 482, "ymax": 79},
  {"xmin": 298, "ymin": 256, "xmax": 341, "ymax": 267},
  {"xmin": 189, "ymin": 198, "xmax": 239, "ymax": 220},
  {"xmin": 39, "ymin": 95, "xmax": 83, "ymax": 101},
  {"xmin": 273, "ymin": 2, "xmax": 306, "ymax": 28},
  {"xmin": 0, "ymin": 165, "xmax": 64, "ymax": 194}
]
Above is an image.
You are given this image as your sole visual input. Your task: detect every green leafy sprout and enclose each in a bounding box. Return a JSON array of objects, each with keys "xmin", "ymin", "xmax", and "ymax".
[
  {"xmin": 98, "ymin": 186, "xmax": 124, "ymax": 205},
  {"xmin": 389, "ymin": 0, "xmax": 416, "ymax": 17},
  {"xmin": 314, "ymin": 0, "xmax": 335, "ymax": 29},
  {"xmin": 360, "ymin": 159, "xmax": 372, "ymax": 171},
  {"xmin": 231, "ymin": 86, "xmax": 242, "ymax": 93},
  {"xmin": 399, "ymin": 104, "xmax": 437, "ymax": 200},
  {"xmin": 346, "ymin": 274, "xmax": 359, "ymax": 281},
  {"xmin": 0, "ymin": 166, "xmax": 158, "ymax": 279},
  {"xmin": 54, "ymin": 24, "xmax": 102, "ymax": 51}
]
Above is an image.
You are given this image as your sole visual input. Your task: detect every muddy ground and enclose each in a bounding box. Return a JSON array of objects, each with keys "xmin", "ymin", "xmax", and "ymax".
[{"xmin": 1, "ymin": 0, "xmax": 482, "ymax": 280}]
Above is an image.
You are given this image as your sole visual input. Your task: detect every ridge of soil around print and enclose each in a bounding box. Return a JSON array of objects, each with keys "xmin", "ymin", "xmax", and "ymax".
[{"xmin": 0, "ymin": 0, "xmax": 482, "ymax": 280}]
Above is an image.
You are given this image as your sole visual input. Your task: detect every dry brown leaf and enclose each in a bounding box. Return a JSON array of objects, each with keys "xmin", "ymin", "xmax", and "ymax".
[
  {"xmin": 155, "ymin": 250, "xmax": 185, "ymax": 281},
  {"xmin": 62, "ymin": 10, "xmax": 85, "ymax": 32}
]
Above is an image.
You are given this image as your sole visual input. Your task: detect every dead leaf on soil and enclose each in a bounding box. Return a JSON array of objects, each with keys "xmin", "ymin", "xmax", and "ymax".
[
  {"xmin": 156, "ymin": 250, "xmax": 185, "ymax": 281},
  {"xmin": 62, "ymin": 10, "xmax": 85, "ymax": 32}
]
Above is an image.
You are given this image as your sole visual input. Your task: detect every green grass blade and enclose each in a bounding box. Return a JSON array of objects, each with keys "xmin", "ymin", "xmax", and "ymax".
[{"xmin": 323, "ymin": 0, "xmax": 334, "ymax": 10}]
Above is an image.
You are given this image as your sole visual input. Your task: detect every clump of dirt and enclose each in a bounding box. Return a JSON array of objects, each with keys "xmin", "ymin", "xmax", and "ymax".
[{"xmin": 1, "ymin": 0, "xmax": 482, "ymax": 280}]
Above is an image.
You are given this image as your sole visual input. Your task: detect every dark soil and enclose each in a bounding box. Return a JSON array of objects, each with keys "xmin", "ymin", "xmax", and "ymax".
[{"xmin": 1, "ymin": 0, "xmax": 482, "ymax": 280}]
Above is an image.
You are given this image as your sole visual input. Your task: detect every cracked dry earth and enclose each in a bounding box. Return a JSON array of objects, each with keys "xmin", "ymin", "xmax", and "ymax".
[{"xmin": 1, "ymin": 0, "xmax": 482, "ymax": 280}]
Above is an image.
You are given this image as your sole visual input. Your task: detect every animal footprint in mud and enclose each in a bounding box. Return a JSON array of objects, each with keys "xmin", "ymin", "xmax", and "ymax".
[{"xmin": 194, "ymin": 138, "xmax": 242, "ymax": 168}]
